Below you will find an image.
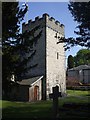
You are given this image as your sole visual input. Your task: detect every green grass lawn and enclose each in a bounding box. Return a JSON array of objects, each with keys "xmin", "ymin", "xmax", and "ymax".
[{"xmin": 1, "ymin": 90, "xmax": 90, "ymax": 119}]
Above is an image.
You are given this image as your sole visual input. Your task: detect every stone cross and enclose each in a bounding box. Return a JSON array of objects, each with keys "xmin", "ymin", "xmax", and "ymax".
[{"xmin": 49, "ymin": 86, "xmax": 62, "ymax": 118}]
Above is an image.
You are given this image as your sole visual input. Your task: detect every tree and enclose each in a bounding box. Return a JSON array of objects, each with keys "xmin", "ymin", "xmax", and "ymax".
[
  {"xmin": 69, "ymin": 2, "xmax": 90, "ymax": 47},
  {"xmin": 2, "ymin": 2, "xmax": 28, "ymax": 97},
  {"xmin": 2, "ymin": 2, "xmax": 42, "ymax": 98},
  {"xmin": 67, "ymin": 55, "xmax": 74, "ymax": 69},
  {"xmin": 61, "ymin": 1, "xmax": 90, "ymax": 50},
  {"xmin": 74, "ymin": 49, "xmax": 90, "ymax": 67}
]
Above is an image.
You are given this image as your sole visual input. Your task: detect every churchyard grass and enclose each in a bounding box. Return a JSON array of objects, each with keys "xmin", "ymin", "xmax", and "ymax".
[
  {"xmin": 0, "ymin": 100, "xmax": 2, "ymax": 108},
  {"xmin": 66, "ymin": 89, "xmax": 89, "ymax": 96},
  {"xmin": 1, "ymin": 90, "xmax": 90, "ymax": 119}
]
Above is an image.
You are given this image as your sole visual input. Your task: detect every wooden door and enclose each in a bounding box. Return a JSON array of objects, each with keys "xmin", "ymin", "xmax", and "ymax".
[{"xmin": 34, "ymin": 86, "xmax": 39, "ymax": 101}]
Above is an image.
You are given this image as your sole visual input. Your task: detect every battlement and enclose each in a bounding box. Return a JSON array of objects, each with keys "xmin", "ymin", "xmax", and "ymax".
[{"xmin": 22, "ymin": 13, "xmax": 64, "ymax": 35}]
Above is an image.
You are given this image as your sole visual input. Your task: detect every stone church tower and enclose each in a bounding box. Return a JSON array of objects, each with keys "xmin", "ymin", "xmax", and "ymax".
[{"xmin": 22, "ymin": 13, "xmax": 66, "ymax": 100}]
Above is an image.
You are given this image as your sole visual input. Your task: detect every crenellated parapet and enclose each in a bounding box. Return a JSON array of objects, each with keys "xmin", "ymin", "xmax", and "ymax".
[{"xmin": 22, "ymin": 13, "xmax": 64, "ymax": 35}]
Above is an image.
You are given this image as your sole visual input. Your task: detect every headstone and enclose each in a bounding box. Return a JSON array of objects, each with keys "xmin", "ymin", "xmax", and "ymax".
[{"xmin": 49, "ymin": 86, "xmax": 62, "ymax": 118}]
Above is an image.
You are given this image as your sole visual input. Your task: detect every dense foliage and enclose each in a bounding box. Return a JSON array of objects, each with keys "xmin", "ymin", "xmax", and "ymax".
[
  {"xmin": 2, "ymin": 2, "xmax": 42, "ymax": 98},
  {"xmin": 67, "ymin": 49, "xmax": 90, "ymax": 68},
  {"xmin": 74, "ymin": 49, "xmax": 90, "ymax": 67},
  {"xmin": 67, "ymin": 55, "xmax": 74, "ymax": 69},
  {"xmin": 64, "ymin": 2, "xmax": 90, "ymax": 50},
  {"xmin": 2, "ymin": 2, "xmax": 28, "ymax": 97}
]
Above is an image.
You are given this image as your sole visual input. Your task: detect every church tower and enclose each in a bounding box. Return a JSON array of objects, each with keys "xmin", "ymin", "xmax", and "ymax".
[{"xmin": 22, "ymin": 13, "xmax": 66, "ymax": 100}]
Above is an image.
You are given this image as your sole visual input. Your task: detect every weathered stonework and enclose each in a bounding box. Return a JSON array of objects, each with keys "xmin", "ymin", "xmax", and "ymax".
[{"xmin": 22, "ymin": 13, "xmax": 66, "ymax": 99}]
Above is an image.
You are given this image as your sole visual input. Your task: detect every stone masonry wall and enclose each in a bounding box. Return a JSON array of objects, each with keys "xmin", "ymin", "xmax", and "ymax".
[
  {"xmin": 22, "ymin": 15, "xmax": 46, "ymax": 77},
  {"xmin": 22, "ymin": 13, "xmax": 66, "ymax": 98},
  {"xmin": 45, "ymin": 14, "xmax": 66, "ymax": 97}
]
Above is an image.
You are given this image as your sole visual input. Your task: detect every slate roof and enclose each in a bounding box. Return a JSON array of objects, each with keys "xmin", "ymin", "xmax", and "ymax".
[
  {"xmin": 17, "ymin": 76, "xmax": 43, "ymax": 86},
  {"xmin": 69, "ymin": 65, "xmax": 90, "ymax": 71}
]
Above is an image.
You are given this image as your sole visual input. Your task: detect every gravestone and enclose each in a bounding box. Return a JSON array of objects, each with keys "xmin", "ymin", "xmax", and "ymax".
[{"xmin": 49, "ymin": 86, "xmax": 62, "ymax": 118}]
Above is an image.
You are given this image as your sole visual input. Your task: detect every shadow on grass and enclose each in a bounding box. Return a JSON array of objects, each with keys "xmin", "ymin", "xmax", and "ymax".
[
  {"xmin": 2, "ymin": 102, "xmax": 89, "ymax": 119},
  {"xmin": 59, "ymin": 103, "xmax": 89, "ymax": 119}
]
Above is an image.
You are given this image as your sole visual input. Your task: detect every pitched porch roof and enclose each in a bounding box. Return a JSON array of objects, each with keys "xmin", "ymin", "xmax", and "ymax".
[{"xmin": 17, "ymin": 76, "xmax": 43, "ymax": 86}]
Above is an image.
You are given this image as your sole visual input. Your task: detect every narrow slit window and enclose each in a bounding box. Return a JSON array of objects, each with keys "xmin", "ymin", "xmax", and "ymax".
[{"xmin": 57, "ymin": 52, "xmax": 59, "ymax": 59}]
